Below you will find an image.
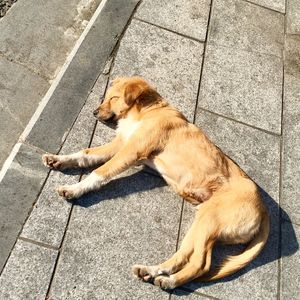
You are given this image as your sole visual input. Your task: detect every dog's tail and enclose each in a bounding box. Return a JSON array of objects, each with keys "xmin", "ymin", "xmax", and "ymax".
[{"xmin": 197, "ymin": 211, "xmax": 270, "ymax": 282}]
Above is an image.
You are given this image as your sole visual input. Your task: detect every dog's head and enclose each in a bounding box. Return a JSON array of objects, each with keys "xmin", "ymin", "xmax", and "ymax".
[{"xmin": 93, "ymin": 76, "xmax": 160, "ymax": 128}]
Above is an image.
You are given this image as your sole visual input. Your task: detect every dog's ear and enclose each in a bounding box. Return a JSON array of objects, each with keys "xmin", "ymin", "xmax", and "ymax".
[{"xmin": 124, "ymin": 83, "xmax": 144, "ymax": 106}]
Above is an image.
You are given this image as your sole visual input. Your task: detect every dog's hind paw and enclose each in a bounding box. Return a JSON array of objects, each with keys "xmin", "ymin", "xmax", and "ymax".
[{"xmin": 154, "ymin": 275, "xmax": 176, "ymax": 290}]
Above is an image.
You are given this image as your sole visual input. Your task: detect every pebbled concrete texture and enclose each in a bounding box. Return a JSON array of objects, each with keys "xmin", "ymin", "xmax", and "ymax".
[
  {"xmin": 281, "ymin": 222, "xmax": 300, "ymax": 300},
  {"xmin": 0, "ymin": 105, "xmax": 23, "ymax": 168},
  {"xmin": 111, "ymin": 19, "xmax": 203, "ymax": 122},
  {"xmin": 0, "ymin": 56, "xmax": 49, "ymax": 168},
  {"xmin": 136, "ymin": 0, "xmax": 211, "ymax": 41},
  {"xmin": 286, "ymin": 0, "xmax": 300, "ymax": 34},
  {"xmin": 208, "ymin": 0, "xmax": 284, "ymax": 57},
  {"xmin": 0, "ymin": 143, "xmax": 49, "ymax": 271},
  {"xmin": 281, "ymin": 35, "xmax": 300, "ymax": 224},
  {"xmin": 0, "ymin": 0, "xmax": 102, "ymax": 80},
  {"xmin": 0, "ymin": 57, "xmax": 49, "ymax": 127},
  {"xmin": 171, "ymin": 289, "xmax": 211, "ymax": 299},
  {"xmin": 48, "ymin": 169, "xmax": 181, "ymax": 300},
  {"xmin": 0, "ymin": 0, "xmax": 101, "ymax": 170},
  {"xmin": 198, "ymin": 44, "xmax": 282, "ymax": 134},
  {"xmin": 0, "ymin": 239, "xmax": 57, "ymax": 300}
]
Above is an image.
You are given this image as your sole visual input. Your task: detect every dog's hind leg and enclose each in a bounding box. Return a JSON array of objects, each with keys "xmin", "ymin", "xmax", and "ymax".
[
  {"xmin": 133, "ymin": 212, "xmax": 204, "ymax": 282},
  {"xmin": 132, "ymin": 225, "xmax": 195, "ymax": 282},
  {"xmin": 154, "ymin": 236, "xmax": 215, "ymax": 289},
  {"xmin": 43, "ymin": 137, "xmax": 122, "ymax": 170}
]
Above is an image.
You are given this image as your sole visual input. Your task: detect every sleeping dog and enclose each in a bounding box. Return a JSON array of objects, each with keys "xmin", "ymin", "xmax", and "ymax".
[{"xmin": 42, "ymin": 76, "xmax": 269, "ymax": 289}]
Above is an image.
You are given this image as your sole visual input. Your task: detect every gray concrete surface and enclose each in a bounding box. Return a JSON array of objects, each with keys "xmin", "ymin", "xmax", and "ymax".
[
  {"xmin": 0, "ymin": 240, "xmax": 57, "ymax": 300},
  {"xmin": 0, "ymin": 0, "xmax": 102, "ymax": 169},
  {"xmin": 0, "ymin": 0, "xmax": 139, "ymax": 274},
  {"xmin": 0, "ymin": 0, "xmax": 299, "ymax": 299}
]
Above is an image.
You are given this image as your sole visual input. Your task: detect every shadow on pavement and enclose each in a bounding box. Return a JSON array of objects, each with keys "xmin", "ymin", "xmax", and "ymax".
[
  {"xmin": 67, "ymin": 170, "xmax": 298, "ymax": 295},
  {"xmin": 72, "ymin": 169, "xmax": 166, "ymax": 208},
  {"xmin": 172, "ymin": 187, "xmax": 299, "ymax": 296}
]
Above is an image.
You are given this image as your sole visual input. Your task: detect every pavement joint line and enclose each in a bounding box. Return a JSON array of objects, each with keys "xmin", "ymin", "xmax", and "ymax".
[
  {"xmin": 107, "ymin": 0, "xmax": 143, "ymax": 64},
  {"xmin": 175, "ymin": 200, "xmax": 185, "ymax": 251},
  {"xmin": 198, "ymin": 107, "xmax": 282, "ymax": 137},
  {"xmin": 0, "ymin": 0, "xmax": 109, "ymax": 184},
  {"xmin": 277, "ymin": 10, "xmax": 287, "ymax": 299},
  {"xmin": 133, "ymin": 17, "xmax": 206, "ymax": 44},
  {"xmin": 0, "ymin": 52, "xmax": 50, "ymax": 82},
  {"xmin": 243, "ymin": 0, "xmax": 286, "ymax": 15},
  {"xmin": 18, "ymin": 236, "xmax": 60, "ymax": 251},
  {"xmin": 192, "ymin": 0, "xmax": 214, "ymax": 125},
  {"xmin": 21, "ymin": 141, "xmax": 48, "ymax": 155}
]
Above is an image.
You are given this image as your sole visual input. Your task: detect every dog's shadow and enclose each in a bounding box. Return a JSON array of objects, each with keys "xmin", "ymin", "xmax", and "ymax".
[
  {"xmin": 67, "ymin": 167, "xmax": 166, "ymax": 207},
  {"xmin": 173, "ymin": 186, "xmax": 299, "ymax": 296},
  {"xmin": 65, "ymin": 168, "xmax": 298, "ymax": 295}
]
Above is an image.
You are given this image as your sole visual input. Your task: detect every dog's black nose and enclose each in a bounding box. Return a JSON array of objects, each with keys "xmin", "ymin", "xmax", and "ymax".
[{"xmin": 93, "ymin": 109, "xmax": 99, "ymax": 116}]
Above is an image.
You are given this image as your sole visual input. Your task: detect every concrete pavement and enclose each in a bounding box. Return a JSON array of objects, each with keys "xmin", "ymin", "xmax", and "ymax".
[
  {"xmin": 0, "ymin": 0, "xmax": 299, "ymax": 299},
  {"xmin": 0, "ymin": 0, "xmax": 102, "ymax": 168}
]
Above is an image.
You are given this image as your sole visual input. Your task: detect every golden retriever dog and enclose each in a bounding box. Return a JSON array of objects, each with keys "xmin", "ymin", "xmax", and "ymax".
[{"xmin": 42, "ymin": 77, "xmax": 269, "ymax": 289}]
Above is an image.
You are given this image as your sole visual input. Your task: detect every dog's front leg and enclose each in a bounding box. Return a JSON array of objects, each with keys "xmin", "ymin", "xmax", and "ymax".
[
  {"xmin": 42, "ymin": 137, "xmax": 122, "ymax": 170},
  {"xmin": 57, "ymin": 144, "xmax": 139, "ymax": 199}
]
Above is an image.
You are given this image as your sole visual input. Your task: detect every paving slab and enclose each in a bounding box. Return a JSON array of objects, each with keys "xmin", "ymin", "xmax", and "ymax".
[
  {"xmin": 0, "ymin": 56, "xmax": 49, "ymax": 126},
  {"xmin": 135, "ymin": 0, "xmax": 210, "ymax": 41},
  {"xmin": 281, "ymin": 222, "xmax": 300, "ymax": 300},
  {"xmin": 208, "ymin": 0, "xmax": 284, "ymax": 57},
  {"xmin": 198, "ymin": 44, "xmax": 282, "ymax": 134},
  {"xmin": 281, "ymin": 35, "xmax": 300, "ymax": 224},
  {"xmin": 0, "ymin": 56, "xmax": 49, "ymax": 168},
  {"xmin": 0, "ymin": 105, "xmax": 23, "ymax": 168},
  {"xmin": 246, "ymin": 0, "xmax": 285, "ymax": 13},
  {"xmin": 111, "ymin": 19, "xmax": 203, "ymax": 122},
  {"xmin": 286, "ymin": 0, "xmax": 300, "ymax": 34},
  {"xmin": 48, "ymin": 169, "xmax": 181, "ymax": 299},
  {"xmin": 0, "ymin": 0, "xmax": 102, "ymax": 80},
  {"xmin": 0, "ymin": 239, "xmax": 57, "ymax": 300},
  {"xmin": 0, "ymin": 143, "xmax": 49, "ymax": 271},
  {"xmin": 21, "ymin": 73, "xmax": 109, "ymax": 247},
  {"xmin": 175, "ymin": 111, "xmax": 282, "ymax": 299},
  {"xmin": 171, "ymin": 289, "xmax": 211, "ymax": 299},
  {"xmin": 25, "ymin": 0, "xmax": 139, "ymax": 155}
]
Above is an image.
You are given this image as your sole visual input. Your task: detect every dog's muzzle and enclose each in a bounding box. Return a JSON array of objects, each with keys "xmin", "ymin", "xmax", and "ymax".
[{"xmin": 93, "ymin": 110, "xmax": 117, "ymax": 129}]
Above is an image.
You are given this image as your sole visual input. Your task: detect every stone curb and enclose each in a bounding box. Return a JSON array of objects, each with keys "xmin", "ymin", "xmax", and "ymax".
[{"xmin": 0, "ymin": 0, "xmax": 140, "ymax": 272}]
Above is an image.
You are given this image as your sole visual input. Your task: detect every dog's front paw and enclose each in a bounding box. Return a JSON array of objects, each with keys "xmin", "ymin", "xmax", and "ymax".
[
  {"xmin": 57, "ymin": 185, "xmax": 79, "ymax": 200},
  {"xmin": 42, "ymin": 154, "xmax": 63, "ymax": 170},
  {"xmin": 154, "ymin": 275, "xmax": 176, "ymax": 290}
]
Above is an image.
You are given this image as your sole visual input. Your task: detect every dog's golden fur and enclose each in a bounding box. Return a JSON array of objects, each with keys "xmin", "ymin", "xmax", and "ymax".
[{"xmin": 43, "ymin": 77, "xmax": 269, "ymax": 289}]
